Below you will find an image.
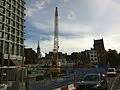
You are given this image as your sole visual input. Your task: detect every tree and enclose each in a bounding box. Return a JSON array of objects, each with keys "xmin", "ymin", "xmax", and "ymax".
[{"xmin": 106, "ymin": 49, "xmax": 120, "ymax": 67}]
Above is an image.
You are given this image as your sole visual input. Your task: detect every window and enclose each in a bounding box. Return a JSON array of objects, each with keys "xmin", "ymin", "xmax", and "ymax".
[
  {"xmin": 21, "ymin": 1, "xmax": 25, "ymax": 6},
  {"xmin": 11, "ymin": 43, "xmax": 14, "ymax": 55},
  {"xmin": 16, "ymin": 37, "xmax": 19, "ymax": 43},
  {"xmin": 0, "ymin": 41, "xmax": 3, "ymax": 52},
  {"xmin": 12, "ymin": 13, "xmax": 15, "ymax": 19},
  {"xmin": 12, "ymin": 6, "xmax": 15, "ymax": 13},
  {"xmin": 16, "ymin": 45, "xmax": 19, "ymax": 55},
  {"xmin": 91, "ymin": 59, "xmax": 93, "ymax": 61},
  {"xmin": 5, "ymin": 42, "xmax": 9, "ymax": 54},
  {"xmin": 9, "ymin": 43, "xmax": 12, "ymax": 54},
  {"xmin": 12, "ymin": 0, "xmax": 16, "ymax": 5},
  {"xmin": 20, "ymin": 31, "xmax": 23, "ymax": 37},
  {"xmin": 95, "ymin": 59, "xmax": 97, "ymax": 61},
  {"xmin": 21, "ymin": 25, "xmax": 23, "ymax": 30},
  {"xmin": 20, "ymin": 38, "xmax": 23, "ymax": 44},
  {"xmin": 11, "ymin": 27, "xmax": 15, "ymax": 34},
  {"xmin": 17, "ymin": 9, "xmax": 20, "ymax": 15},
  {"xmin": 0, "ymin": 23, "xmax": 4, "ymax": 30},
  {"xmin": 21, "ymin": 7, "xmax": 24, "ymax": 12},
  {"xmin": 6, "ymin": 10, "xmax": 10, "ymax": 17},
  {"xmin": 0, "ymin": 7, "xmax": 4, "ymax": 13},
  {"xmin": 17, "ymin": 3, "xmax": 20, "ymax": 8},
  {"xmin": 16, "ymin": 30, "xmax": 19, "ymax": 36},
  {"xmin": 5, "ymin": 25, "xmax": 10, "ymax": 32},
  {"xmin": 21, "ymin": 13, "xmax": 24, "ymax": 18},
  {"xmin": 20, "ymin": 46, "xmax": 23, "ymax": 56},
  {"xmin": 7, "ymin": 0, "xmax": 11, "ymax": 2},
  {"xmin": 0, "ymin": 0, "xmax": 5, "ymax": 6},
  {"xmin": 6, "ymin": 18, "xmax": 10, "ymax": 24},
  {"xmin": 6, "ymin": 3, "xmax": 11, "ymax": 10},
  {"xmin": 21, "ymin": 19, "xmax": 24, "ymax": 24},
  {"xmin": 16, "ymin": 16, "xmax": 20, "ymax": 22},
  {"xmin": 0, "ymin": 31, "xmax": 3, "ymax": 38},
  {"xmin": 11, "ymin": 35, "xmax": 15, "ymax": 41},
  {"xmin": 16, "ymin": 23, "xmax": 19, "ymax": 29},
  {"xmin": 91, "ymin": 55, "xmax": 93, "ymax": 57},
  {"xmin": 5, "ymin": 33, "xmax": 9, "ymax": 40},
  {"xmin": 19, "ymin": 6, "xmax": 21, "ymax": 11},
  {"xmin": 11, "ymin": 20, "xmax": 15, "ymax": 26},
  {"xmin": 0, "ymin": 15, "xmax": 3, "ymax": 22},
  {"xmin": 18, "ymin": 0, "xmax": 21, "ymax": 3}
]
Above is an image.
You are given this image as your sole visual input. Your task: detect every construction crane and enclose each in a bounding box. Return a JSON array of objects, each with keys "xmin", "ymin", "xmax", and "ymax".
[{"xmin": 50, "ymin": 7, "xmax": 61, "ymax": 77}]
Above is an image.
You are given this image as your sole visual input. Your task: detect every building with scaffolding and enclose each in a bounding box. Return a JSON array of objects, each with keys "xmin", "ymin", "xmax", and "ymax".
[{"xmin": 0, "ymin": 0, "xmax": 25, "ymax": 66}]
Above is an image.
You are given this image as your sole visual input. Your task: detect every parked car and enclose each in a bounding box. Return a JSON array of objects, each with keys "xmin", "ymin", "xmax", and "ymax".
[
  {"xmin": 107, "ymin": 68, "xmax": 117, "ymax": 77},
  {"xmin": 76, "ymin": 73, "xmax": 108, "ymax": 90}
]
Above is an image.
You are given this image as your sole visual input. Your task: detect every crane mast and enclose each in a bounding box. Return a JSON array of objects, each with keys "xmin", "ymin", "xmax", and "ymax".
[
  {"xmin": 51, "ymin": 7, "xmax": 60, "ymax": 77},
  {"xmin": 54, "ymin": 7, "xmax": 59, "ymax": 53},
  {"xmin": 53, "ymin": 7, "xmax": 59, "ymax": 63}
]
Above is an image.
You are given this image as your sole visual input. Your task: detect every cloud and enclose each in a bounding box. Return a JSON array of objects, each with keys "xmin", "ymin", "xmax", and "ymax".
[
  {"xmin": 63, "ymin": 0, "xmax": 69, "ymax": 3},
  {"xmin": 67, "ymin": 11, "xmax": 76, "ymax": 20},
  {"xmin": 25, "ymin": 0, "xmax": 120, "ymax": 53},
  {"xmin": 26, "ymin": 0, "xmax": 50, "ymax": 17}
]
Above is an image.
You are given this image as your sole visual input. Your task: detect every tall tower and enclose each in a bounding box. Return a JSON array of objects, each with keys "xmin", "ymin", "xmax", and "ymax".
[{"xmin": 37, "ymin": 40, "xmax": 41, "ymax": 59}]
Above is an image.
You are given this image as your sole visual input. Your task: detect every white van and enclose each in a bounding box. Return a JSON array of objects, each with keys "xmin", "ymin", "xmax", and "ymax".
[{"xmin": 107, "ymin": 68, "xmax": 117, "ymax": 77}]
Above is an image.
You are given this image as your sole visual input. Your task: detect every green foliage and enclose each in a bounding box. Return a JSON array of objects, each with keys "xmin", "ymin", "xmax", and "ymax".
[{"xmin": 106, "ymin": 49, "xmax": 120, "ymax": 67}]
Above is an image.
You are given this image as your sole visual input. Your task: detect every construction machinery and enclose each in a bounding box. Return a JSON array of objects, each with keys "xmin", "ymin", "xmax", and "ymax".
[{"xmin": 50, "ymin": 7, "xmax": 61, "ymax": 77}]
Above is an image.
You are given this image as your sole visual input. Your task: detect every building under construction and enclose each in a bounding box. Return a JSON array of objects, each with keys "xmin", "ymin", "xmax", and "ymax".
[
  {"xmin": 0, "ymin": 0, "xmax": 26, "ymax": 89},
  {"xmin": 0, "ymin": 0, "xmax": 25, "ymax": 66}
]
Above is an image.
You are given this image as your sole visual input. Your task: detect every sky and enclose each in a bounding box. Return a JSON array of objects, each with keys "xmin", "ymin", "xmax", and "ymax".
[{"xmin": 25, "ymin": 0, "xmax": 120, "ymax": 54}]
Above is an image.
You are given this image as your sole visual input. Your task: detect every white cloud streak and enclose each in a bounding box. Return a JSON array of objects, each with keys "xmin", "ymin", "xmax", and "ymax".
[{"xmin": 25, "ymin": 0, "xmax": 120, "ymax": 53}]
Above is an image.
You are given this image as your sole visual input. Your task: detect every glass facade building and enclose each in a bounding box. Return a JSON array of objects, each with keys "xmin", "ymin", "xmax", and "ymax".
[{"xmin": 0, "ymin": 0, "xmax": 25, "ymax": 65}]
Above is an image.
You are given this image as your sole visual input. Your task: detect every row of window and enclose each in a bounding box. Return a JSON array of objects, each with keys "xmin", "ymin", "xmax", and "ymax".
[
  {"xmin": 91, "ymin": 58, "xmax": 98, "ymax": 62},
  {"xmin": 0, "ymin": 0, "xmax": 25, "ymax": 8},
  {"xmin": 0, "ymin": 19, "xmax": 24, "ymax": 31},
  {"xmin": 0, "ymin": 6, "xmax": 25, "ymax": 19},
  {"xmin": 0, "ymin": 23, "xmax": 24, "ymax": 36},
  {"xmin": 90, "ymin": 55, "xmax": 97, "ymax": 57},
  {"xmin": 0, "ymin": 40, "xmax": 23, "ymax": 55},
  {"xmin": 0, "ymin": 15, "xmax": 24, "ymax": 27},
  {"xmin": 0, "ymin": 32, "xmax": 24, "ymax": 44}
]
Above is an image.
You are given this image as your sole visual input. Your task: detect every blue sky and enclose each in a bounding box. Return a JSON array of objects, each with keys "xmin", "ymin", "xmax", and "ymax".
[{"xmin": 25, "ymin": 0, "xmax": 120, "ymax": 54}]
